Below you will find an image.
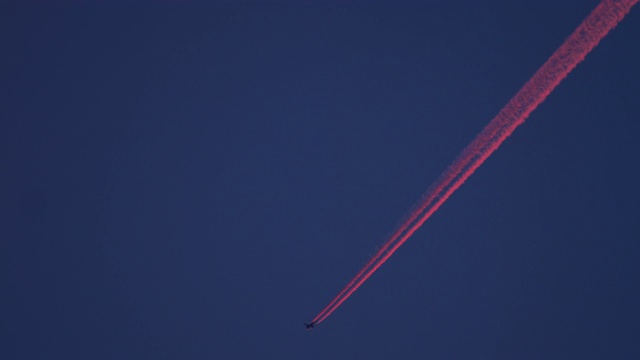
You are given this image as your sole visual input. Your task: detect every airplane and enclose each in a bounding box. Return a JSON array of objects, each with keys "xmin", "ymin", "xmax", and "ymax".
[{"xmin": 304, "ymin": 321, "xmax": 316, "ymax": 330}]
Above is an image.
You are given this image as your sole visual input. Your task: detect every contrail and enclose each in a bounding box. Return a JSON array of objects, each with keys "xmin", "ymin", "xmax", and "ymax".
[{"xmin": 310, "ymin": 0, "xmax": 638, "ymax": 326}]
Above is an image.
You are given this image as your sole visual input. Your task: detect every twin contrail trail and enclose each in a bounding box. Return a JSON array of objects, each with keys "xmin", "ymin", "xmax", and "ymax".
[{"xmin": 310, "ymin": 0, "xmax": 638, "ymax": 327}]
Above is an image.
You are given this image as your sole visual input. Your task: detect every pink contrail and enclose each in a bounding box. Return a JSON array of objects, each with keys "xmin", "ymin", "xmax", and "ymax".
[{"xmin": 311, "ymin": 0, "xmax": 638, "ymax": 326}]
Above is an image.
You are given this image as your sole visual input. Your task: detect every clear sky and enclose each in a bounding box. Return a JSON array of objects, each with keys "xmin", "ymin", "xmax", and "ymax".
[{"xmin": 2, "ymin": 1, "xmax": 639, "ymax": 359}]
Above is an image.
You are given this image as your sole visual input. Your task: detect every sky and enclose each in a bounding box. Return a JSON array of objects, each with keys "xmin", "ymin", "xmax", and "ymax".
[{"xmin": 2, "ymin": 1, "xmax": 639, "ymax": 359}]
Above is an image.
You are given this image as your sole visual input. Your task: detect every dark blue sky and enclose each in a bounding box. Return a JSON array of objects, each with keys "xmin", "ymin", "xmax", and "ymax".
[{"xmin": 2, "ymin": 1, "xmax": 639, "ymax": 359}]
